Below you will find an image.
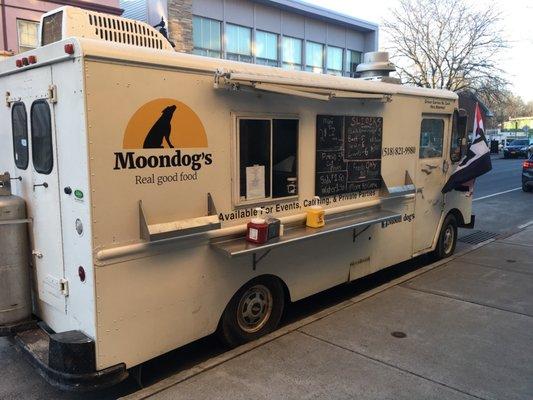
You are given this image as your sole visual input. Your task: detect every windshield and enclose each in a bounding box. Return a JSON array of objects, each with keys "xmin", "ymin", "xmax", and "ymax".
[{"xmin": 508, "ymin": 139, "xmax": 528, "ymax": 146}]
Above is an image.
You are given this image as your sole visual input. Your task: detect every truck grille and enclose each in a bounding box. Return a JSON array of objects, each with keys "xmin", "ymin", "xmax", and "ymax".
[{"xmin": 88, "ymin": 13, "xmax": 164, "ymax": 50}]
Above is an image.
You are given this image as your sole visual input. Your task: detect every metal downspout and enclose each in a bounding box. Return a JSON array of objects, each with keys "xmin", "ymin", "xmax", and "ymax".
[{"xmin": 1, "ymin": 0, "xmax": 8, "ymax": 51}]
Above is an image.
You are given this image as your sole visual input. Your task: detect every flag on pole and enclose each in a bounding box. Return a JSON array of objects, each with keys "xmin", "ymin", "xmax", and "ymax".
[{"xmin": 442, "ymin": 102, "xmax": 492, "ymax": 193}]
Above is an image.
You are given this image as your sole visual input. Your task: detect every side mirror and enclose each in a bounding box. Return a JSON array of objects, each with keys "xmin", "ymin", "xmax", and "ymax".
[{"xmin": 451, "ymin": 109, "xmax": 468, "ymax": 162}]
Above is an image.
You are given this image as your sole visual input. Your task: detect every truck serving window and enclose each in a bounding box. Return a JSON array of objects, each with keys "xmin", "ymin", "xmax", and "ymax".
[
  {"xmin": 12, "ymin": 102, "xmax": 29, "ymax": 170},
  {"xmin": 238, "ymin": 118, "xmax": 299, "ymax": 202},
  {"xmin": 419, "ymin": 119, "xmax": 444, "ymax": 159},
  {"xmin": 30, "ymin": 100, "xmax": 53, "ymax": 174}
]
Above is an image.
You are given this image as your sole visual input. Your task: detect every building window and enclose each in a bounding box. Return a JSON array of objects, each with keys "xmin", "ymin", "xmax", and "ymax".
[
  {"xmin": 226, "ymin": 24, "xmax": 252, "ymax": 63},
  {"xmin": 346, "ymin": 50, "xmax": 362, "ymax": 77},
  {"xmin": 305, "ymin": 41, "xmax": 324, "ymax": 73},
  {"xmin": 419, "ymin": 119, "xmax": 444, "ymax": 159},
  {"xmin": 11, "ymin": 103, "xmax": 29, "ymax": 170},
  {"xmin": 17, "ymin": 19, "xmax": 39, "ymax": 53},
  {"xmin": 255, "ymin": 30, "xmax": 278, "ymax": 67},
  {"xmin": 192, "ymin": 16, "xmax": 221, "ymax": 58},
  {"xmin": 282, "ymin": 36, "xmax": 302, "ymax": 70},
  {"xmin": 238, "ymin": 118, "xmax": 299, "ymax": 202},
  {"xmin": 327, "ymin": 46, "xmax": 343, "ymax": 76}
]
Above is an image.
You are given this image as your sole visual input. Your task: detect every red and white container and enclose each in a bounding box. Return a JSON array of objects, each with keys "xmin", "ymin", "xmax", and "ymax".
[{"xmin": 246, "ymin": 218, "xmax": 269, "ymax": 244}]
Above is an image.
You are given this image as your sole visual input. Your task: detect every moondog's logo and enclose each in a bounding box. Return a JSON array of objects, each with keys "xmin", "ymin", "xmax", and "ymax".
[{"xmin": 114, "ymin": 99, "xmax": 212, "ymax": 171}]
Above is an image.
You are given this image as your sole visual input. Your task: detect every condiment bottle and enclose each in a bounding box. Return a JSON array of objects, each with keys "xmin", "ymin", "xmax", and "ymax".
[
  {"xmin": 306, "ymin": 198, "xmax": 325, "ymax": 228},
  {"xmin": 246, "ymin": 218, "xmax": 269, "ymax": 244}
]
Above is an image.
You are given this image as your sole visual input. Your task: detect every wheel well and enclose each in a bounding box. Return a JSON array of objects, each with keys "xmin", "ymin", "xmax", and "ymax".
[
  {"xmin": 217, "ymin": 274, "xmax": 291, "ymax": 329},
  {"xmin": 447, "ymin": 208, "xmax": 465, "ymax": 226},
  {"xmin": 251, "ymin": 274, "xmax": 291, "ymax": 304}
]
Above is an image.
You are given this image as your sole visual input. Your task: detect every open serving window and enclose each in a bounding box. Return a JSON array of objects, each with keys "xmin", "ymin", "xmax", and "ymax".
[{"xmin": 235, "ymin": 116, "xmax": 299, "ymax": 205}]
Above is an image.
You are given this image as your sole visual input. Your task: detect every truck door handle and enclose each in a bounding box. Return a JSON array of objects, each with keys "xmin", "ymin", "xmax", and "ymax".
[
  {"xmin": 32, "ymin": 250, "xmax": 43, "ymax": 259},
  {"xmin": 33, "ymin": 182, "xmax": 48, "ymax": 191},
  {"xmin": 424, "ymin": 164, "xmax": 438, "ymax": 170}
]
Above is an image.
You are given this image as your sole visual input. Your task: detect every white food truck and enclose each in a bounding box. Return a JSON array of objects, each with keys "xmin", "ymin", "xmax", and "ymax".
[{"xmin": 0, "ymin": 6, "xmax": 473, "ymax": 391}]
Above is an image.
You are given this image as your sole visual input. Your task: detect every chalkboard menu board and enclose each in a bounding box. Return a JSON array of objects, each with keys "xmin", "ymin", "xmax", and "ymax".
[{"xmin": 315, "ymin": 115, "xmax": 382, "ymax": 197}]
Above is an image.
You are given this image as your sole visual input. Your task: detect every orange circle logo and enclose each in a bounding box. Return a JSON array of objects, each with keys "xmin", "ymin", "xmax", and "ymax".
[{"xmin": 123, "ymin": 99, "xmax": 208, "ymax": 149}]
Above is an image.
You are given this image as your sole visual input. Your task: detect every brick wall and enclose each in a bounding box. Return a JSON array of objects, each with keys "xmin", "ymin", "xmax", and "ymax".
[{"xmin": 167, "ymin": 0, "xmax": 193, "ymax": 53}]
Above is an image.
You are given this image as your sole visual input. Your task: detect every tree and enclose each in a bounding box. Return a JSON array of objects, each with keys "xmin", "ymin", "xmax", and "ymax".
[
  {"xmin": 486, "ymin": 92, "xmax": 533, "ymax": 128},
  {"xmin": 383, "ymin": 0, "xmax": 508, "ymax": 94}
]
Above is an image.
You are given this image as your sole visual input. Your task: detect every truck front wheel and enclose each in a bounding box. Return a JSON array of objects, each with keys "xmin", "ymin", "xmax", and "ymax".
[
  {"xmin": 434, "ymin": 214, "xmax": 458, "ymax": 260},
  {"xmin": 218, "ymin": 276, "xmax": 285, "ymax": 348}
]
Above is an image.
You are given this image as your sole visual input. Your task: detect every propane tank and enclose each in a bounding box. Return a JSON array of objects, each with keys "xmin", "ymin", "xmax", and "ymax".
[{"xmin": 0, "ymin": 172, "xmax": 32, "ymax": 328}]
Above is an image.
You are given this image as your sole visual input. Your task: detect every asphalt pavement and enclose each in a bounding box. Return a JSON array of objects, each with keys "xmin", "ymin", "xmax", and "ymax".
[
  {"xmin": 0, "ymin": 154, "xmax": 531, "ymax": 400},
  {"xmin": 465, "ymin": 156, "xmax": 532, "ymax": 235}
]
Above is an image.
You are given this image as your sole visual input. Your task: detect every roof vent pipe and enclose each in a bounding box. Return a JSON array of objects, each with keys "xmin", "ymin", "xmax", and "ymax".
[{"xmin": 356, "ymin": 52, "xmax": 396, "ymax": 78}]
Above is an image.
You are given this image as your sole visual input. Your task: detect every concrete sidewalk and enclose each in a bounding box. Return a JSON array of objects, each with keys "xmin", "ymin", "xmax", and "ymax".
[{"xmin": 124, "ymin": 227, "xmax": 533, "ymax": 400}]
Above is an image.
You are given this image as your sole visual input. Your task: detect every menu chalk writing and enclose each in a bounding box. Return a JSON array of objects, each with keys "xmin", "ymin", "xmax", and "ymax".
[
  {"xmin": 315, "ymin": 115, "xmax": 382, "ymax": 197},
  {"xmin": 316, "ymin": 115, "xmax": 344, "ymax": 150},
  {"xmin": 344, "ymin": 116, "xmax": 383, "ymax": 161},
  {"xmin": 316, "ymin": 150, "xmax": 346, "ymax": 172},
  {"xmin": 347, "ymin": 160, "xmax": 381, "ymax": 182},
  {"xmin": 315, "ymin": 171, "xmax": 347, "ymax": 196}
]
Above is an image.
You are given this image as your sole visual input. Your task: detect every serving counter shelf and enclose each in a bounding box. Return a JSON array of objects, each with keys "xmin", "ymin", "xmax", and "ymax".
[{"xmin": 211, "ymin": 207, "xmax": 401, "ymax": 267}]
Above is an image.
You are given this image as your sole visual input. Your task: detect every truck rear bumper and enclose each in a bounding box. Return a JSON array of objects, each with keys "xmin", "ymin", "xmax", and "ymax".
[
  {"xmin": 15, "ymin": 325, "xmax": 128, "ymax": 392},
  {"xmin": 0, "ymin": 319, "xmax": 37, "ymax": 336}
]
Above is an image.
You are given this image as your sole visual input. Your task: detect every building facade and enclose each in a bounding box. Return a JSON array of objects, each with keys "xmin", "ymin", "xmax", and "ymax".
[
  {"xmin": 121, "ymin": 0, "xmax": 378, "ymax": 77},
  {"xmin": 503, "ymin": 117, "xmax": 533, "ymax": 133},
  {"xmin": 0, "ymin": 0, "xmax": 122, "ymax": 58}
]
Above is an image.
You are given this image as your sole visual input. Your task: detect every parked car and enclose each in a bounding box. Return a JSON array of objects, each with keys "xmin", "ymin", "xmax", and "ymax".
[
  {"xmin": 498, "ymin": 137, "xmax": 514, "ymax": 152},
  {"xmin": 523, "ymin": 155, "xmax": 533, "ymax": 192},
  {"xmin": 504, "ymin": 139, "xmax": 532, "ymax": 158}
]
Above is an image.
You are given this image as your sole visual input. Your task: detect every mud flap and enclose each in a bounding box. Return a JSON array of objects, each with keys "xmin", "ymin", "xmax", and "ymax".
[{"xmin": 459, "ymin": 214, "xmax": 475, "ymax": 229}]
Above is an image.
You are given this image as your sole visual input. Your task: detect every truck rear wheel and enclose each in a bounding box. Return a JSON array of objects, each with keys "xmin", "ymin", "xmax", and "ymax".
[
  {"xmin": 434, "ymin": 214, "xmax": 458, "ymax": 260},
  {"xmin": 218, "ymin": 276, "xmax": 285, "ymax": 348}
]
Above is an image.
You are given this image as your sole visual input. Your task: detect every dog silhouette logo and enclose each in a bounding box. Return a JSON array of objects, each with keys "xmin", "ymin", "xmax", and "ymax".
[
  {"xmin": 143, "ymin": 105, "xmax": 177, "ymax": 148},
  {"xmin": 123, "ymin": 99, "xmax": 207, "ymax": 149}
]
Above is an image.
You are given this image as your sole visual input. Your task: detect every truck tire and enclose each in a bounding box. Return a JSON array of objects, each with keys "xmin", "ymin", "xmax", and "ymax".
[
  {"xmin": 523, "ymin": 183, "xmax": 531, "ymax": 192},
  {"xmin": 218, "ymin": 276, "xmax": 285, "ymax": 348},
  {"xmin": 434, "ymin": 214, "xmax": 458, "ymax": 260}
]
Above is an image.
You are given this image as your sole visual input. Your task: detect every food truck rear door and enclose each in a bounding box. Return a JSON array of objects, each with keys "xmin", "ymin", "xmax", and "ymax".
[
  {"xmin": 413, "ymin": 116, "xmax": 448, "ymax": 253},
  {"xmin": 24, "ymin": 67, "xmax": 67, "ymax": 313}
]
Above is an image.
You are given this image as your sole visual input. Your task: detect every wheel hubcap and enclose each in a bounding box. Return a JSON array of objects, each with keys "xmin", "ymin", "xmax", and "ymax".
[
  {"xmin": 237, "ymin": 284, "xmax": 273, "ymax": 333},
  {"xmin": 443, "ymin": 225, "xmax": 454, "ymax": 254}
]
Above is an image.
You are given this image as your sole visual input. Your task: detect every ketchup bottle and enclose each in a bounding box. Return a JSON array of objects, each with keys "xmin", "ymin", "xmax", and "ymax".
[{"xmin": 246, "ymin": 218, "xmax": 269, "ymax": 244}]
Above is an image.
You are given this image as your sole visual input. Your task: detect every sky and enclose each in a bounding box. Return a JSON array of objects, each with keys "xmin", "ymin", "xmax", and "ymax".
[{"xmin": 304, "ymin": 0, "xmax": 533, "ymax": 103}]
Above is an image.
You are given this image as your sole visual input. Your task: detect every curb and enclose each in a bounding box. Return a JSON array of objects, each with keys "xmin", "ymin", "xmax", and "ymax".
[{"xmin": 120, "ymin": 237, "xmax": 497, "ymax": 400}]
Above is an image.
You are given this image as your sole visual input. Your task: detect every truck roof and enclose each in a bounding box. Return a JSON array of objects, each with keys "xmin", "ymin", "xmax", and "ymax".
[{"xmin": 1, "ymin": 37, "xmax": 457, "ymax": 101}]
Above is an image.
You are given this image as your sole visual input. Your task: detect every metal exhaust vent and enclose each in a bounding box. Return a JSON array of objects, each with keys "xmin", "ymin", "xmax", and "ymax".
[{"xmin": 356, "ymin": 52, "xmax": 400, "ymax": 84}]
